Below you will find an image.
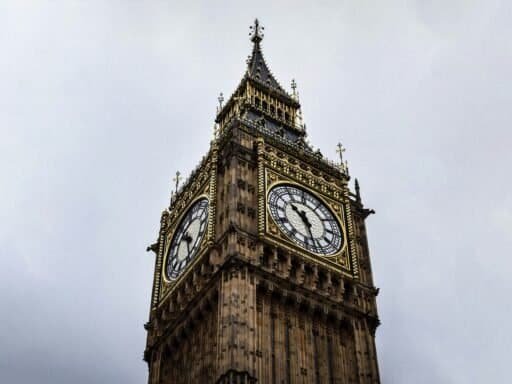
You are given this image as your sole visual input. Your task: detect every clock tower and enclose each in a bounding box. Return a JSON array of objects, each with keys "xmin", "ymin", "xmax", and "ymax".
[{"xmin": 144, "ymin": 20, "xmax": 381, "ymax": 383}]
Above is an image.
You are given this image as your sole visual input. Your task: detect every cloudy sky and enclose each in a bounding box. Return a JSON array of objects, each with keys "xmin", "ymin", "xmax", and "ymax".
[{"xmin": 1, "ymin": 1, "xmax": 511, "ymax": 383}]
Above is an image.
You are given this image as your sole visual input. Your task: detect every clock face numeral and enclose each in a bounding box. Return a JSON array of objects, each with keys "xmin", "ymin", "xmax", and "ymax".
[
  {"xmin": 166, "ymin": 198, "xmax": 209, "ymax": 280},
  {"xmin": 268, "ymin": 185, "xmax": 343, "ymax": 256}
]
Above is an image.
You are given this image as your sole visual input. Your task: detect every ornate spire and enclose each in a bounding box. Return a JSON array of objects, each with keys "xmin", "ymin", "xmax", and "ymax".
[{"xmin": 246, "ymin": 19, "xmax": 287, "ymax": 95}]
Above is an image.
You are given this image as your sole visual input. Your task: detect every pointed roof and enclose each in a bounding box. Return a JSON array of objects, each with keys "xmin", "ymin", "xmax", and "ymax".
[
  {"xmin": 216, "ymin": 19, "xmax": 300, "ymax": 124},
  {"xmin": 246, "ymin": 19, "xmax": 290, "ymax": 97}
]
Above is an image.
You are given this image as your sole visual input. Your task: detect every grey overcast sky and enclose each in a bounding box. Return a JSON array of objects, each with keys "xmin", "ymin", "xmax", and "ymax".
[{"xmin": 1, "ymin": 1, "xmax": 511, "ymax": 383}]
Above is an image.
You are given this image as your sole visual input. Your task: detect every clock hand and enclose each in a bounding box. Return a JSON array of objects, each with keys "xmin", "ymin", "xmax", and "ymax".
[
  {"xmin": 297, "ymin": 209, "xmax": 317, "ymax": 242},
  {"xmin": 291, "ymin": 204, "xmax": 307, "ymax": 221},
  {"xmin": 291, "ymin": 204, "xmax": 316, "ymax": 241},
  {"xmin": 183, "ymin": 232, "xmax": 193, "ymax": 255},
  {"xmin": 299, "ymin": 209, "xmax": 312, "ymax": 227},
  {"xmin": 292, "ymin": 204, "xmax": 315, "ymax": 237},
  {"xmin": 291, "ymin": 204, "xmax": 307, "ymax": 223},
  {"xmin": 304, "ymin": 218, "xmax": 314, "ymax": 241}
]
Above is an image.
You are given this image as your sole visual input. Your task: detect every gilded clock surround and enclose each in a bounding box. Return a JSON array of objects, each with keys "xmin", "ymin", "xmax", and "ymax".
[
  {"xmin": 162, "ymin": 195, "xmax": 210, "ymax": 282},
  {"xmin": 255, "ymin": 133, "xmax": 358, "ymax": 276},
  {"xmin": 265, "ymin": 180, "xmax": 348, "ymax": 257},
  {"xmin": 150, "ymin": 143, "xmax": 219, "ymax": 307}
]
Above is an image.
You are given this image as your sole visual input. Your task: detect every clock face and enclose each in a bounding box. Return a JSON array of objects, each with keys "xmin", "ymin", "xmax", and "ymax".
[
  {"xmin": 268, "ymin": 184, "xmax": 343, "ymax": 256},
  {"xmin": 166, "ymin": 198, "xmax": 209, "ymax": 280}
]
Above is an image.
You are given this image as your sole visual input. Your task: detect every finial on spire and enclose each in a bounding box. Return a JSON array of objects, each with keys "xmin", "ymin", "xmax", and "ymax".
[
  {"xmin": 249, "ymin": 18, "xmax": 264, "ymax": 43},
  {"xmin": 216, "ymin": 92, "xmax": 224, "ymax": 113},
  {"xmin": 355, "ymin": 178, "xmax": 361, "ymax": 203},
  {"xmin": 336, "ymin": 142, "xmax": 346, "ymax": 163},
  {"xmin": 291, "ymin": 79, "xmax": 299, "ymax": 101},
  {"xmin": 173, "ymin": 171, "xmax": 181, "ymax": 194}
]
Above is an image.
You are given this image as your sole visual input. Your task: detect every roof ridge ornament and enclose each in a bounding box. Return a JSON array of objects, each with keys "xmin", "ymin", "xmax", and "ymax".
[
  {"xmin": 291, "ymin": 79, "xmax": 299, "ymax": 101},
  {"xmin": 216, "ymin": 92, "xmax": 224, "ymax": 114},
  {"xmin": 336, "ymin": 142, "xmax": 346, "ymax": 163},
  {"xmin": 336, "ymin": 142, "xmax": 349, "ymax": 174},
  {"xmin": 173, "ymin": 171, "xmax": 181, "ymax": 195}
]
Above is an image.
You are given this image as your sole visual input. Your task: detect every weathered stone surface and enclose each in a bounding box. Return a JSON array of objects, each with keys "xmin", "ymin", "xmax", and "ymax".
[{"xmin": 144, "ymin": 21, "xmax": 381, "ymax": 384}]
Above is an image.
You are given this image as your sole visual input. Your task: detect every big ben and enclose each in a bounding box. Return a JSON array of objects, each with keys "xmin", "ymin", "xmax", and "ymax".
[{"xmin": 144, "ymin": 19, "xmax": 381, "ymax": 383}]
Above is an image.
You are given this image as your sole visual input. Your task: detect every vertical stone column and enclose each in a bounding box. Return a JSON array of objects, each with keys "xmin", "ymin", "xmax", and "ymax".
[
  {"xmin": 216, "ymin": 265, "xmax": 258, "ymax": 383},
  {"xmin": 255, "ymin": 287, "xmax": 273, "ymax": 383},
  {"xmin": 354, "ymin": 318, "xmax": 377, "ymax": 384},
  {"xmin": 365, "ymin": 320, "xmax": 381, "ymax": 384},
  {"xmin": 149, "ymin": 346, "xmax": 162, "ymax": 384}
]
